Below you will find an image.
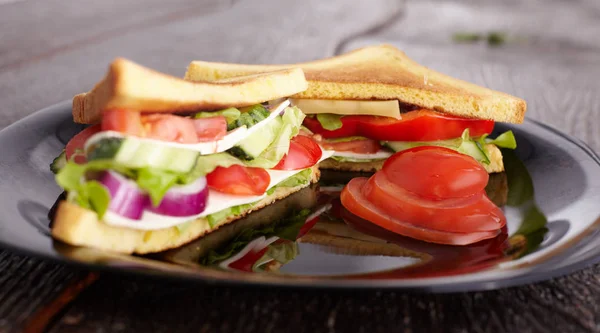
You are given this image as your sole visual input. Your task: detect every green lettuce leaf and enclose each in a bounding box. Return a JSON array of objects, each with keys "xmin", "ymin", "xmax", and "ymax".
[
  {"xmin": 384, "ymin": 129, "xmax": 517, "ymax": 164},
  {"xmin": 56, "ymin": 160, "xmax": 133, "ymax": 191},
  {"xmin": 245, "ymin": 106, "xmax": 305, "ymax": 168},
  {"xmin": 193, "ymin": 107, "xmax": 241, "ymax": 124},
  {"xmin": 205, "ymin": 167, "xmax": 312, "ymax": 226},
  {"xmin": 252, "ymin": 241, "xmax": 299, "ymax": 272},
  {"xmin": 80, "ymin": 181, "xmax": 110, "ymax": 218},
  {"xmin": 200, "ymin": 208, "xmax": 310, "ymax": 266},
  {"xmin": 206, "ymin": 202, "xmax": 256, "ymax": 228},
  {"xmin": 179, "ymin": 153, "xmax": 243, "ymax": 184},
  {"xmin": 56, "ymin": 159, "xmax": 182, "ymax": 213},
  {"xmin": 267, "ymin": 169, "xmax": 312, "ymax": 195},
  {"xmin": 483, "ymin": 130, "xmax": 517, "ymax": 149},
  {"xmin": 457, "ymin": 129, "xmax": 490, "ymax": 164},
  {"xmin": 56, "ymin": 162, "xmax": 112, "ymax": 218},
  {"xmin": 501, "ymin": 148, "xmax": 548, "ymax": 257},
  {"xmin": 136, "ymin": 168, "xmax": 179, "ymax": 207},
  {"xmin": 282, "ymin": 106, "xmax": 305, "ymax": 138},
  {"xmin": 54, "ymin": 105, "xmax": 310, "ymax": 215},
  {"xmin": 316, "ymin": 114, "xmax": 343, "ymax": 130}
]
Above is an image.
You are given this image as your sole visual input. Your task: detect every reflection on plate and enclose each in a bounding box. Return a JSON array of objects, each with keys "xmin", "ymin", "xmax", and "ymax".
[
  {"xmin": 157, "ymin": 148, "xmax": 548, "ymax": 279},
  {"xmin": 0, "ymin": 101, "xmax": 600, "ymax": 291}
]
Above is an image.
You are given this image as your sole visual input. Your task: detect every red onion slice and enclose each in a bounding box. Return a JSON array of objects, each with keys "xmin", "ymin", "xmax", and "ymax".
[
  {"xmin": 99, "ymin": 170, "xmax": 209, "ymax": 220},
  {"xmin": 146, "ymin": 176, "xmax": 208, "ymax": 217},
  {"xmin": 99, "ymin": 171, "xmax": 149, "ymax": 220}
]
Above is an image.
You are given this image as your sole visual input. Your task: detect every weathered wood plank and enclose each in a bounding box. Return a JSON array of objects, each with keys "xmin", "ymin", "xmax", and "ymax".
[
  {"xmin": 0, "ymin": 0, "xmax": 231, "ymax": 70},
  {"xmin": 48, "ymin": 265, "xmax": 600, "ymax": 333},
  {"xmin": 0, "ymin": 0, "xmax": 401, "ymax": 129},
  {"xmin": 0, "ymin": 0, "xmax": 399, "ymax": 331},
  {"xmin": 343, "ymin": 0, "xmax": 600, "ymax": 152},
  {"xmin": 0, "ymin": 250, "xmax": 88, "ymax": 333},
  {"xmin": 1, "ymin": 0, "xmax": 600, "ymax": 332}
]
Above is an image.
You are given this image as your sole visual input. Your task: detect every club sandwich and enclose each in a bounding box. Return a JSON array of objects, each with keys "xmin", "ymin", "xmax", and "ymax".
[
  {"xmin": 184, "ymin": 44, "xmax": 526, "ymax": 173},
  {"xmin": 50, "ymin": 58, "xmax": 333, "ymax": 254}
]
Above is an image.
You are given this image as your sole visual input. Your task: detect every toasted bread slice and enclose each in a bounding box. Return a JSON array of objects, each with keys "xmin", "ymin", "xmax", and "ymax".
[
  {"xmin": 72, "ymin": 58, "xmax": 308, "ymax": 124},
  {"xmin": 51, "ymin": 165, "xmax": 320, "ymax": 254},
  {"xmin": 185, "ymin": 44, "xmax": 526, "ymax": 123},
  {"xmin": 319, "ymin": 143, "xmax": 504, "ymax": 173}
]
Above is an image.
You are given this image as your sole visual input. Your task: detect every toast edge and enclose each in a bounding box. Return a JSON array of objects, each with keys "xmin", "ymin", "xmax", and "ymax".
[
  {"xmin": 185, "ymin": 44, "xmax": 527, "ymax": 124},
  {"xmin": 72, "ymin": 58, "xmax": 309, "ymax": 124},
  {"xmin": 50, "ymin": 165, "xmax": 320, "ymax": 254}
]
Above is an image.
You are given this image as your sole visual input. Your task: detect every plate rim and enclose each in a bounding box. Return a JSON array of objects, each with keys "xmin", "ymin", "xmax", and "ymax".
[{"xmin": 0, "ymin": 100, "xmax": 599, "ymax": 292}]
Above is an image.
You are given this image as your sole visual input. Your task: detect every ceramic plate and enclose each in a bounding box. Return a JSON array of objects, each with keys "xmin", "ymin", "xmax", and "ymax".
[{"xmin": 0, "ymin": 100, "xmax": 599, "ymax": 292}]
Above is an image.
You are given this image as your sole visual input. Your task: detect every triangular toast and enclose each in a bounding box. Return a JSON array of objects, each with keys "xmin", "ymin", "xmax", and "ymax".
[
  {"xmin": 72, "ymin": 58, "xmax": 308, "ymax": 124},
  {"xmin": 185, "ymin": 44, "xmax": 526, "ymax": 123}
]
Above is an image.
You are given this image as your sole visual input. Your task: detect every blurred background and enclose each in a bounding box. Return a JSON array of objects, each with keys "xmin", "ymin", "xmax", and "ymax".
[{"xmin": 1, "ymin": 0, "xmax": 599, "ymax": 151}]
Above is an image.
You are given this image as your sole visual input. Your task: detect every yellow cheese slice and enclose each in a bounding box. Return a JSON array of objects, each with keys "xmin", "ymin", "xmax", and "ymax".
[{"xmin": 289, "ymin": 99, "xmax": 401, "ymax": 119}]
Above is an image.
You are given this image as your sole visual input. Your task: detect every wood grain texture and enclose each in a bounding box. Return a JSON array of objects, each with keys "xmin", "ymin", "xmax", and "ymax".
[
  {"xmin": 1, "ymin": 0, "xmax": 600, "ymax": 332},
  {"xmin": 0, "ymin": 0, "xmax": 232, "ymax": 70},
  {"xmin": 48, "ymin": 268, "xmax": 600, "ymax": 333},
  {"xmin": 0, "ymin": 0, "xmax": 401, "ymax": 129},
  {"xmin": 344, "ymin": 0, "xmax": 600, "ymax": 152},
  {"xmin": 0, "ymin": 250, "xmax": 87, "ymax": 333}
]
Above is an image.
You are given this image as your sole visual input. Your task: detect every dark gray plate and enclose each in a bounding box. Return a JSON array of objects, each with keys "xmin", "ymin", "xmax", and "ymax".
[{"xmin": 0, "ymin": 100, "xmax": 599, "ymax": 292}]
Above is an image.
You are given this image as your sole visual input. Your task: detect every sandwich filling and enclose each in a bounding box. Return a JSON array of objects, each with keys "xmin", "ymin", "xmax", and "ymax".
[
  {"xmin": 293, "ymin": 99, "xmax": 518, "ymax": 171},
  {"xmin": 51, "ymin": 99, "xmax": 331, "ymax": 231},
  {"xmin": 199, "ymin": 206, "xmax": 327, "ymax": 272}
]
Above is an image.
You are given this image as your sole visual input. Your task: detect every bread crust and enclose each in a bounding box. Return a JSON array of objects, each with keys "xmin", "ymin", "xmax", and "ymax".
[
  {"xmin": 51, "ymin": 166, "xmax": 320, "ymax": 254},
  {"xmin": 72, "ymin": 58, "xmax": 308, "ymax": 124},
  {"xmin": 185, "ymin": 44, "xmax": 526, "ymax": 123}
]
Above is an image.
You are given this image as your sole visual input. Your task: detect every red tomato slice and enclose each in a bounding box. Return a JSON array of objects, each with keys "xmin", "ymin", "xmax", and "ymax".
[
  {"xmin": 65, "ymin": 124, "xmax": 102, "ymax": 164},
  {"xmin": 297, "ymin": 216, "xmax": 320, "ymax": 239},
  {"xmin": 141, "ymin": 114, "xmax": 198, "ymax": 143},
  {"xmin": 101, "ymin": 109, "xmax": 143, "ymax": 136},
  {"xmin": 303, "ymin": 116, "xmax": 358, "ymax": 138},
  {"xmin": 228, "ymin": 247, "xmax": 269, "ymax": 272},
  {"xmin": 320, "ymin": 138, "xmax": 382, "ymax": 154},
  {"xmin": 207, "ymin": 165, "xmax": 270, "ymax": 195},
  {"xmin": 273, "ymin": 135, "xmax": 322, "ymax": 170},
  {"xmin": 191, "ymin": 116, "xmax": 227, "ymax": 142},
  {"xmin": 297, "ymin": 207, "xmax": 328, "ymax": 238},
  {"xmin": 303, "ymin": 109, "xmax": 495, "ymax": 141},
  {"xmin": 102, "ymin": 109, "xmax": 227, "ymax": 143},
  {"xmin": 364, "ymin": 172, "xmax": 505, "ymax": 233},
  {"xmin": 340, "ymin": 177, "xmax": 499, "ymax": 245},
  {"xmin": 382, "ymin": 146, "xmax": 489, "ymax": 199}
]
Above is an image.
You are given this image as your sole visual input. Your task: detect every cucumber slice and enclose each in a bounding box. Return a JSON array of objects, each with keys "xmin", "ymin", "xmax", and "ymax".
[
  {"xmin": 50, "ymin": 150, "xmax": 67, "ymax": 174},
  {"xmin": 88, "ymin": 137, "xmax": 199, "ymax": 173},
  {"xmin": 457, "ymin": 140, "xmax": 490, "ymax": 164},
  {"xmin": 87, "ymin": 137, "xmax": 122, "ymax": 160},
  {"xmin": 383, "ymin": 139, "xmax": 460, "ymax": 152},
  {"xmin": 384, "ymin": 136, "xmax": 490, "ymax": 164},
  {"xmin": 228, "ymin": 116, "xmax": 283, "ymax": 160},
  {"xmin": 228, "ymin": 105, "xmax": 270, "ymax": 130}
]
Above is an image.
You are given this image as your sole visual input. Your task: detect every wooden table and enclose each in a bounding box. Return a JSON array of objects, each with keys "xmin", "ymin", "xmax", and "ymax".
[{"xmin": 2, "ymin": 0, "xmax": 600, "ymax": 332}]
